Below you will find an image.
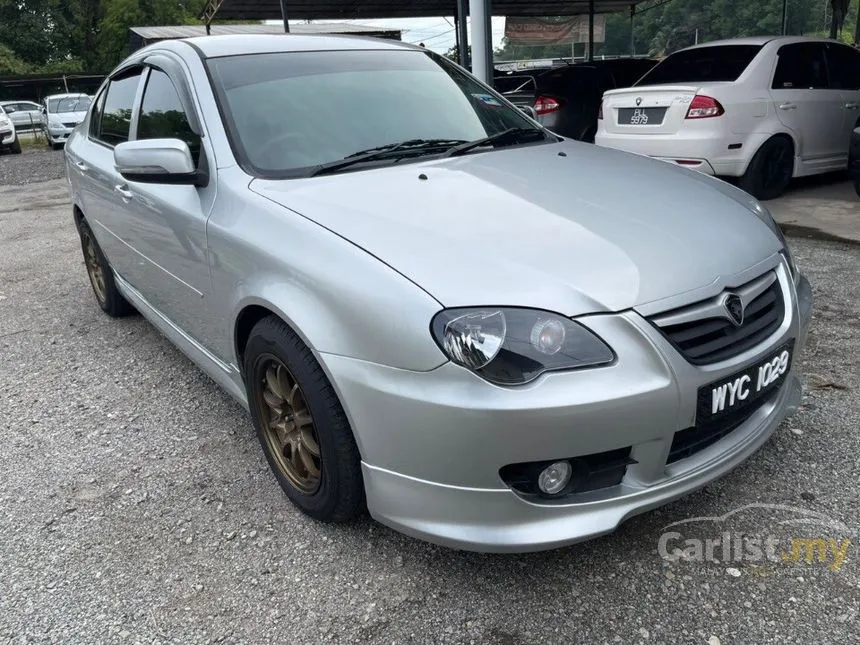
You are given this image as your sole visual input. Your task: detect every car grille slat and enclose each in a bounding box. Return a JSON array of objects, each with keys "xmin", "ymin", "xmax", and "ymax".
[{"xmin": 648, "ymin": 271, "xmax": 785, "ymax": 365}]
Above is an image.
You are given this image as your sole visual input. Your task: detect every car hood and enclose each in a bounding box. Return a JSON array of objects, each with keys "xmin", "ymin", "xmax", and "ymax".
[
  {"xmin": 53, "ymin": 111, "xmax": 87, "ymax": 124},
  {"xmin": 250, "ymin": 141, "xmax": 782, "ymax": 315}
]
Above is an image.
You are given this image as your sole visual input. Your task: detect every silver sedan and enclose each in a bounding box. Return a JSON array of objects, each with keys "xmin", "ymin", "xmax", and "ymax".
[{"xmin": 64, "ymin": 35, "xmax": 813, "ymax": 553}]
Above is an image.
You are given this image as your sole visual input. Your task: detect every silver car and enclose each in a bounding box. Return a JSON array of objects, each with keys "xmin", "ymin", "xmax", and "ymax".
[{"xmin": 64, "ymin": 35, "xmax": 813, "ymax": 553}]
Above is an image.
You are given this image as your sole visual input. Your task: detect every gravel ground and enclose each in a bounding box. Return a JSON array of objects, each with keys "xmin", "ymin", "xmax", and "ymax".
[
  {"xmin": 0, "ymin": 145, "xmax": 66, "ymax": 185},
  {"xmin": 0, "ymin": 177, "xmax": 858, "ymax": 644}
]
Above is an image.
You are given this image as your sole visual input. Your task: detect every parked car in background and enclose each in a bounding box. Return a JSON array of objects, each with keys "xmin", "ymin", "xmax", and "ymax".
[
  {"xmin": 494, "ymin": 67, "xmax": 553, "ymax": 106},
  {"xmin": 851, "ymin": 125, "xmax": 860, "ymax": 197},
  {"xmin": 0, "ymin": 100, "xmax": 42, "ymax": 131},
  {"xmin": 596, "ymin": 36, "xmax": 860, "ymax": 200},
  {"xmin": 0, "ymin": 105, "xmax": 21, "ymax": 154},
  {"xmin": 66, "ymin": 34, "xmax": 811, "ymax": 553},
  {"xmin": 530, "ymin": 58, "xmax": 659, "ymax": 142},
  {"xmin": 41, "ymin": 93, "xmax": 92, "ymax": 149}
]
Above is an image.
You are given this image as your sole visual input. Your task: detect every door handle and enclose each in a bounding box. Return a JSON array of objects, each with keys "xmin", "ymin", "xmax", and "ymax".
[
  {"xmin": 74, "ymin": 160, "xmax": 88, "ymax": 172},
  {"xmin": 778, "ymin": 103, "xmax": 797, "ymax": 110},
  {"xmin": 845, "ymin": 102, "xmax": 860, "ymax": 110},
  {"xmin": 114, "ymin": 184, "xmax": 133, "ymax": 200}
]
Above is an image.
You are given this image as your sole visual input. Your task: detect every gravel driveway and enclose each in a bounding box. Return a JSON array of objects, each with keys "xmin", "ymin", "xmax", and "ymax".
[
  {"xmin": 0, "ymin": 173, "xmax": 858, "ymax": 644},
  {"xmin": 0, "ymin": 145, "xmax": 66, "ymax": 185}
]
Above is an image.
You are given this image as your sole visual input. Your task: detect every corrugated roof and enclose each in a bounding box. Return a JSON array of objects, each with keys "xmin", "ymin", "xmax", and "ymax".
[
  {"xmin": 130, "ymin": 23, "xmax": 402, "ymax": 39},
  {"xmin": 208, "ymin": 0, "xmax": 651, "ymax": 20}
]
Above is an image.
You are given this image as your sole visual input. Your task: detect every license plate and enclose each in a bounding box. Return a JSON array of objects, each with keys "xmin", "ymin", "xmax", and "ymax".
[
  {"xmin": 619, "ymin": 107, "xmax": 667, "ymax": 125},
  {"xmin": 697, "ymin": 342, "xmax": 794, "ymax": 422}
]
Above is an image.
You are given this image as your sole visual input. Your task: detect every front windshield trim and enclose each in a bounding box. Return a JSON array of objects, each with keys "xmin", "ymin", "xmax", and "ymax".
[{"xmin": 204, "ymin": 49, "xmax": 552, "ymax": 180}]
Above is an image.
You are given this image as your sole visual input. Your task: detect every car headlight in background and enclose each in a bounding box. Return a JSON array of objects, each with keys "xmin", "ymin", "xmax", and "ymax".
[{"xmin": 431, "ymin": 307, "xmax": 615, "ymax": 385}]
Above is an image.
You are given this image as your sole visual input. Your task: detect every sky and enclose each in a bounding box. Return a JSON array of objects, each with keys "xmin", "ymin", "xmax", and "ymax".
[{"xmin": 279, "ymin": 17, "xmax": 509, "ymax": 54}]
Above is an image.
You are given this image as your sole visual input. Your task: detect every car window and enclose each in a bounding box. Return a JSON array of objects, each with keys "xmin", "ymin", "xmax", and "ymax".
[
  {"xmin": 48, "ymin": 96, "xmax": 92, "ymax": 114},
  {"xmin": 98, "ymin": 70, "xmax": 143, "ymax": 145},
  {"xmin": 636, "ymin": 45, "xmax": 762, "ymax": 86},
  {"xmin": 136, "ymin": 68, "xmax": 201, "ymax": 166},
  {"xmin": 89, "ymin": 87, "xmax": 107, "ymax": 139},
  {"xmin": 825, "ymin": 43, "xmax": 860, "ymax": 90},
  {"xmin": 207, "ymin": 49, "xmax": 541, "ymax": 178},
  {"xmin": 772, "ymin": 43, "xmax": 829, "ymax": 90}
]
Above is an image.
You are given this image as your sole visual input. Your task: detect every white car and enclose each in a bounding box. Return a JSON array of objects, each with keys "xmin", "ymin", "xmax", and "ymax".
[
  {"xmin": 0, "ymin": 100, "xmax": 42, "ymax": 131},
  {"xmin": 0, "ymin": 105, "xmax": 21, "ymax": 154},
  {"xmin": 41, "ymin": 93, "xmax": 92, "ymax": 149},
  {"xmin": 596, "ymin": 36, "xmax": 860, "ymax": 199}
]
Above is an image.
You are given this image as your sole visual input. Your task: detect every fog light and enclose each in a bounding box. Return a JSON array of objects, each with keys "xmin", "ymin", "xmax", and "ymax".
[{"xmin": 537, "ymin": 461, "xmax": 572, "ymax": 495}]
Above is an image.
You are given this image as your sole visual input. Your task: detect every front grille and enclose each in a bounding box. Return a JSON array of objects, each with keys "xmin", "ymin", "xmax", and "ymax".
[
  {"xmin": 649, "ymin": 271, "xmax": 784, "ymax": 365},
  {"xmin": 668, "ymin": 389, "xmax": 779, "ymax": 463}
]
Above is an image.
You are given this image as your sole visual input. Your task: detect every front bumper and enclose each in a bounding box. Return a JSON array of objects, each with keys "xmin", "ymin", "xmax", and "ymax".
[
  {"xmin": 0, "ymin": 129, "xmax": 14, "ymax": 146},
  {"xmin": 321, "ymin": 259, "xmax": 812, "ymax": 552},
  {"xmin": 46, "ymin": 125, "xmax": 76, "ymax": 144}
]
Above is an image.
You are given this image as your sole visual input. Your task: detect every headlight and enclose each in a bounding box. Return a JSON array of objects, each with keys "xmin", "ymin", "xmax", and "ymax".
[
  {"xmin": 750, "ymin": 201, "xmax": 799, "ymax": 284},
  {"xmin": 431, "ymin": 307, "xmax": 615, "ymax": 385}
]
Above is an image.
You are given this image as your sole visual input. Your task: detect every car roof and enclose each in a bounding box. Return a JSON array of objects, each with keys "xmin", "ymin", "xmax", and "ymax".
[
  {"xmin": 679, "ymin": 35, "xmax": 837, "ymax": 51},
  {"xmin": 179, "ymin": 33, "xmax": 421, "ymax": 59}
]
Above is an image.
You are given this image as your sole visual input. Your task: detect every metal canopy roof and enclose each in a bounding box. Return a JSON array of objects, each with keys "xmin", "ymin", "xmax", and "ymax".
[{"xmin": 209, "ymin": 0, "xmax": 651, "ymax": 21}]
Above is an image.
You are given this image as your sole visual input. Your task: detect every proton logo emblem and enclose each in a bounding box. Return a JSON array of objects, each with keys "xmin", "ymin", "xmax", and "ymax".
[
  {"xmin": 635, "ymin": 97, "xmax": 643, "ymax": 106},
  {"xmin": 724, "ymin": 294, "xmax": 745, "ymax": 327}
]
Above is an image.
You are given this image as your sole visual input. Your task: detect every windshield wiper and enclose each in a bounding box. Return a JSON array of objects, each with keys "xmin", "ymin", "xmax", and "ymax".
[
  {"xmin": 441, "ymin": 128, "xmax": 547, "ymax": 158},
  {"xmin": 310, "ymin": 139, "xmax": 468, "ymax": 177}
]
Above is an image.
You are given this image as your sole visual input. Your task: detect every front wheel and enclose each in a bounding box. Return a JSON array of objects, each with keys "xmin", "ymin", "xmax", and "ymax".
[
  {"xmin": 10, "ymin": 136, "xmax": 21, "ymax": 154},
  {"xmin": 243, "ymin": 316, "xmax": 365, "ymax": 522},
  {"xmin": 739, "ymin": 137, "xmax": 794, "ymax": 200}
]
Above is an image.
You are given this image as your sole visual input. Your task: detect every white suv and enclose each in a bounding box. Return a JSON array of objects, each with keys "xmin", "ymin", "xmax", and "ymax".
[{"xmin": 595, "ymin": 36, "xmax": 860, "ymax": 199}]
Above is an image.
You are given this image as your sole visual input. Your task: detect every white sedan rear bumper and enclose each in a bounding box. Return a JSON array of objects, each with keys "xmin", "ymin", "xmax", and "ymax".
[{"xmin": 595, "ymin": 130, "xmax": 772, "ymax": 178}]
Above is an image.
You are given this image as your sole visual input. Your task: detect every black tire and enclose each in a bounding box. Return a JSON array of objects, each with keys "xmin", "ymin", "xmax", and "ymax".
[
  {"xmin": 76, "ymin": 218, "xmax": 135, "ymax": 317},
  {"xmin": 243, "ymin": 315, "xmax": 365, "ymax": 523},
  {"xmin": 51, "ymin": 142, "xmax": 62, "ymax": 151},
  {"xmin": 10, "ymin": 136, "xmax": 21, "ymax": 154},
  {"xmin": 739, "ymin": 136, "xmax": 794, "ymax": 200}
]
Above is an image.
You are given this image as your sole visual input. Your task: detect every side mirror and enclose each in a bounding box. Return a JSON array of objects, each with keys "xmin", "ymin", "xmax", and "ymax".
[
  {"xmin": 518, "ymin": 105, "xmax": 538, "ymax": 120},
  {"xmin": 114, "ymin": 138, "xmax": 206, "ymax": 187},
  {"xmin": 4, "ymin": 106, "xmax": 15, "ymax": 114}
]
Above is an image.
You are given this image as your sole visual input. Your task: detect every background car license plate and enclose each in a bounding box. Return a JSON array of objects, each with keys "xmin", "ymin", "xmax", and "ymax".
[
  {"xmin": 696, "ymin": 341, "xmax": 794, "ymax": 423},
  {"xmin": 619, "ymin": 107, "xmax": 667, "ymax": 125}
]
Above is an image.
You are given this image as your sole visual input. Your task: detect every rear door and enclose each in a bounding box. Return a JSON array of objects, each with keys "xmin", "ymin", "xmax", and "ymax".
[
  {"xmin": 76, "ymin": 68, "xmax": 146, "ymax": 280},
  {"xmin": 770, "ymin": 42, "xmax": 844, "ymax": 164},
  {"xmin": 823, "ymin": 41, "xmax": 860, "ymax": 157}
]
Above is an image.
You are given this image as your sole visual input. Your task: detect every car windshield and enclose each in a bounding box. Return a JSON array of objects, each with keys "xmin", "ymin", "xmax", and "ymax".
[
  {"xmin": 49, "ymin": 96, "xmax": 92, "ymax": 113},
  {"xmin": 636, "ymin": 45, "xmax": 763, "ymax": 86},
  {"xmin": 206, "ymin": 49, "xmax": 546, "ymax": 178}
]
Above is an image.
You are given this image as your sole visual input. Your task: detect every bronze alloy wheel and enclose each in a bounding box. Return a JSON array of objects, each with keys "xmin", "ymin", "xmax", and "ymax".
[
  {"xmin": 256, "ymin": 356, "xmax": 322, "ymax": 494},
  {"xmin": 82, "ymin": 229, "xmax": 106, "ymax": 305}
]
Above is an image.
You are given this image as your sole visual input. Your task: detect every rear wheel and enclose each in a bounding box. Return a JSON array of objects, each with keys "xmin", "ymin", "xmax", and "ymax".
[
  {"xmin": 76, "ymin": 218, "xmax": 135, "ymax": 317},
  {"xmin": 739, "ymin": 136, "xmax": 794, "ymax": 200},
  {"xmin": 243, "ymin": 315, "xmax": 365, "ymax": 522}
]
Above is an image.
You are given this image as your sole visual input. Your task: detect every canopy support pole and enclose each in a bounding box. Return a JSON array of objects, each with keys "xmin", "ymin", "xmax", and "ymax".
[
  {"xmin": 280, "ymin": 0, "xmax": 290, "ymax": 33},
  {"xmin": 782, "ymin": 0, "xmax": 788, "ymax": 35},
  {"xmin": 456, "ymin": 0, "xmax": 469, "ymax": 68},
  {"xmin": 630, "ymin": 5, "xmax": 635, "ymax": 56},
  {"xmin": 468, "ymin": 0, "xmax": 492, "ymax": 83},
  {"xmin": 588, "ymin": 0, "xmax": 595, "ymax": 62}
]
